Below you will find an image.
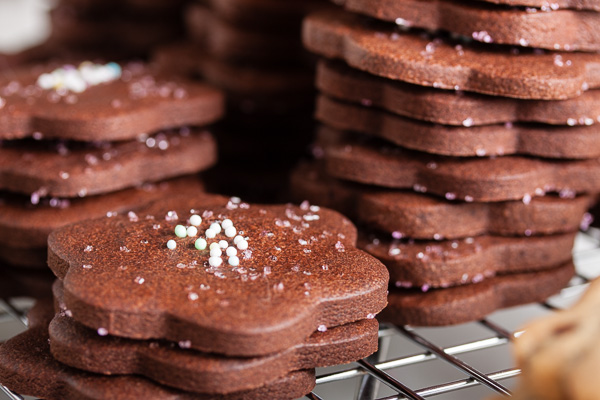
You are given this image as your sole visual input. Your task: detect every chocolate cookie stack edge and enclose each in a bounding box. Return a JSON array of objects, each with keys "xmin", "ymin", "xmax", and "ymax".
[
  {"xmin": 0, "ymin": 195, "xmax": 389, "ymax": 399},
  {"xmin": 0, "ymin": 60, "xmax": 224, "ymax": 270},
  {"xmin": 152, "ymin": 0, "xmax": 327, "ymax": 202},
  {"xmin": 293, "ymin": 2, "xmax": 600, "ymax": 325}
]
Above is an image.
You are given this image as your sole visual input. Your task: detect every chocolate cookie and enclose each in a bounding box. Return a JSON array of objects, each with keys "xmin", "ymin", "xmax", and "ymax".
[
  {"xmin": 360, "ymin": 231, "xmax": 576, "ymax": 289},
  {"xmin": 321, "ymin": 127, "xmax": 600, "ymax": 202},
  {"xmin": 509, "ymin": 278, "xmax": 600, "ymax": 400},
  {"xmin": 0, "ymin": 302, "xmax": 317, "ymax": 400},
  {"xmin": 317, "ymin": 60, "xmax": 600, "ymax": 127},
  {"xmin": 336, "ymin": 0, "xmax": 600, "ymax": 51},
  {"xmin": 381, "ymin": 261, "xmax": 575, "ymax": 326},
  {"xmin": 317, "ymin": 94, "xmax": 600, "ymax": 158},
  {"xmin": 50, "ymin": 280, "xmax": 377, "ymax": 394},
  {"xmin": 47, "ymin": 195, "xmax": 389, "ymax": 356},
  {"xmin": 0, "ymin": 175, "xmax": 205, "ymax": 250},
  {"xmin": 0, "ymin": 129, "xmax": 216, "ymax": 198},
  {"xmin": 303, "ymin": 10, "xmax": 600, "ymax": 99},
  {"xmin": 291, "ymin": 163, "xmax": 593, "ymax": 239},
  {"xmin": 0, "ymin": 61, "xmax": 224, "ymax": 141}
]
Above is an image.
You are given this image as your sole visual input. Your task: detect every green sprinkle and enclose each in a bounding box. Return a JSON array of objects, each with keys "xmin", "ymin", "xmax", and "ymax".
[
  {"xmin": 195, "ymin": 238, "xmax": 207, "ymax": 250},
  {"xmin": 175, "ymin": 225, "xmax": 187, "ymax": 238}
]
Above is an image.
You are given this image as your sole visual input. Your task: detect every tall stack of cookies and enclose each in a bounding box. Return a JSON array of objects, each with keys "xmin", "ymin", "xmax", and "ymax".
[
  {"xmin": 294, "ymin": 0, "xmax": 600, "ymax": 325},
  {"xmin": 0, "ymin": 196, "xmax": 389, "ymax": 398},
  {"xmin": 0, "ymin": 61, "xmax": 223, "ymax": 282},
  {"xmin": 153, "ymin": 0, "xmax": 325, "ymax": 202},
  {"xmin": 48, "ymin": 0, "xmax": 188, "ymax": 58}
]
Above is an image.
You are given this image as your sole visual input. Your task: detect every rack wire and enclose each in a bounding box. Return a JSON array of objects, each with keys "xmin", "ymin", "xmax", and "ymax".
[{"xmin": 1, "ymin": 229, "xmax": 599, "ymax": 400}]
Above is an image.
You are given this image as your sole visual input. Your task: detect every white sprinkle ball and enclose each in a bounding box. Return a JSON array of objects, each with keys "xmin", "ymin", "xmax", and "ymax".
[
  {"xmin": 237, "ymin": 240, "xmax": 249, "ymax": 250},
  {"xmin": 210, "ymin": 242, "xmax": 220, "ymax": 250},
  {"xmin": 219, "ymin": 240, "xmax": 228, "ymax": 249},
  {"xmin": 205, "ymin": 229, "xmax": 216, "ymax": 239},
  {"xmin": 37, "ymin": 73, "xmax": 54, "ymax": 89},
  {"xmin": 97, "ymin": 328, "xmax": 108, "ymax": 336},
  {"xmin": 174, "ymin": 225, "xmax": 187, "ymax": 238},
  {"xmin": 167, "ymin": 240, "xmax": 177, "ymax": 250},
  {"xmin": 228, "ymin": 256, "xmax": 240, "ymax": 267},
  {"xmin": 195, "ymin": 238, "xmax": 207, "ymax": 250},
  {"xmin": 189, "ymin": 214, "xmax": 202, "ymax": 226},
  {"xmin": 210, "ymin": 222, "xmax": 222, "ymax": 234},
  {"xmin": 210, "ymin": 247, "xmax": 222, "ymax": 257},
  {"xmin": 226, "ymin": 246, "xmax": 237, "ymax": 257},
  {"xmin": 186, "ymin": 226, "xmax": 198, "ymax": 237},
  {"xmin": 221, "ymin": 219, "xmax": 233, "ymax": 229},
  {"xmin": 209, "ymin": 256, "xmax": 222, "ymax": 267},
  {"xmin": 233, "ymin": 235, "xmax": 244, "ymax": 245},
  {"xmin": 225, "ymin": 226, "xmax": 236, "ymax": 238}
]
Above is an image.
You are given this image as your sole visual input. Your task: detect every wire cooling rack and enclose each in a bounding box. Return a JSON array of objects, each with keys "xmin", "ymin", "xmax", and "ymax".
[{"xmin": 1, "ymin": 229, "xmax": 599, "ymax": 400}]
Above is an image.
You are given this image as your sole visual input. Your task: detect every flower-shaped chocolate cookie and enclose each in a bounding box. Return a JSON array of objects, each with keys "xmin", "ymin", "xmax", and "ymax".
[
  {"xmin": 48, "ymin": 194, "xmax": 389, "ymax": 356},
  {"xmin": 0, "ymin": 61, "xmax": 224, "ymax": 141}
]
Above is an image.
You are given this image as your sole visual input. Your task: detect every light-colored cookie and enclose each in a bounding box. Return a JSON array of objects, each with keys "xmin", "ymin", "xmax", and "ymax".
[{"xmin": 510, "ymin": 278, "xmax": 600, "ymax": 400}]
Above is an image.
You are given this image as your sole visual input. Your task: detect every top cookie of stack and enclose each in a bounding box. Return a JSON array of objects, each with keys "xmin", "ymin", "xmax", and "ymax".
[
  {"xmin": 295, "ymin": 0, "xmax": 600, "ymax": 325},
  {"xmin": 0, "ymin": 60, "xmax": 224, "ymax": 269}
]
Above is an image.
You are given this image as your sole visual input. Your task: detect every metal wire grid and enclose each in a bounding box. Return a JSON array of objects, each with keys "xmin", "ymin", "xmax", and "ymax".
[{"xmin": 1, "ymin": 230, "xmax": 599, "ymax": 400}]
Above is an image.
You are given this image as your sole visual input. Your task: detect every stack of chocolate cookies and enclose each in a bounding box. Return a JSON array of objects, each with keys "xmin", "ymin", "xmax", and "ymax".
[
  {"xmin": 0, "ymin": 195, "xmax": 389, "ymax": 399},
  {"xmin": 0, "ymin": 60, "xmax": 223, "ymax": 281},
  {"xmin": 48, "ymin": 0, "xmax": 188, "ymax": 58},
  {"xmin": 153, "ymin": 0, "xmax": 325, "ymax": 202},
  {"xmin": 294, "ymin": 0, "xmax": 600, "ymax": 325}
]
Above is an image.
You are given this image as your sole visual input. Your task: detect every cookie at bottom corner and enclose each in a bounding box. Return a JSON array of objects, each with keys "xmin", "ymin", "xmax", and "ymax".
[
  {"xmin": 507, "ymin": 278, "xmax": 600, "ymax": 400},
  {"xmin": 381, "ymin": 261, "xmax": 575, "ymax": 327},
  {"xmin": 0, "ymin": 301, "xmax": 317, "ymax": 400}
]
